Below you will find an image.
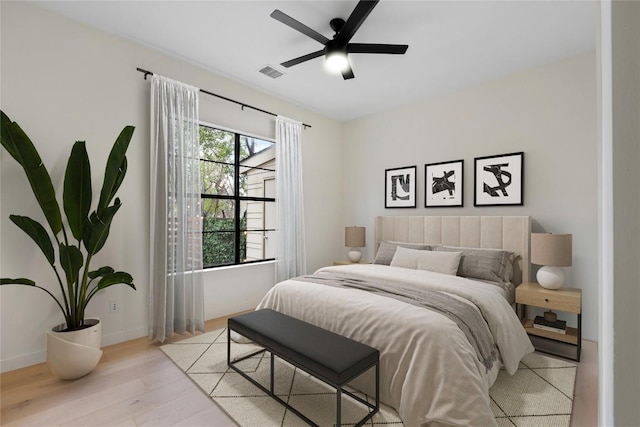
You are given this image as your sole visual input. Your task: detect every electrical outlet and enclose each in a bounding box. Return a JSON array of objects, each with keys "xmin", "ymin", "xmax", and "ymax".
[{"xmin": 109, "ymin": 300, "xmax": 121, "ymax": 313}]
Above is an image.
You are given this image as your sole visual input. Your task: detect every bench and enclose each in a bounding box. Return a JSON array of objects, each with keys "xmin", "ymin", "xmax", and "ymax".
[{"xmin": 227, "ymin": 309, "xmax": 380, "ymax": 427}]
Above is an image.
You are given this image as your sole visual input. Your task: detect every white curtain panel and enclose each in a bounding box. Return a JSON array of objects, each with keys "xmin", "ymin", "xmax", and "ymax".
[
  {"xmin": 149, "ymin": 75, "xmax": 205, "ymax": 343},
  {"xmin": 275, "ymin": 116, "xmax": 307, "ymax": 282}
]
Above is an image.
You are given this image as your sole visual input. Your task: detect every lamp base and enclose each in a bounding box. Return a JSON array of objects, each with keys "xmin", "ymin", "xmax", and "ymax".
[
  {"xmin": 347, "ymin": 249, "xmax": 362, "ymax": 263},
  {"xmin": 536, "ymin": 266, "xmax": 565, "ymax": 290},
  {"xmin": 543, "ymin": 310, "xmax": 558, "ymax": 322}
]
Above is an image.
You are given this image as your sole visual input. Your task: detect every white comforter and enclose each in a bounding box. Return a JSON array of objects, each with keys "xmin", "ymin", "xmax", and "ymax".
[{"xmin": 256, "ymin": 264, "xmax": 534, "ymax": 427}]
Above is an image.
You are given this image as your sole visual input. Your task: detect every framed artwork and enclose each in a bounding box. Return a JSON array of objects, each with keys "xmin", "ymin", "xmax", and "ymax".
[
  {"xmin": 425, "ymin": 160, "xmax": 464, "ymax": 207},
  {"xmin": 385, "ymin": 166, "xmax": 416, "ymax": 208},
  {"xmin": 474, "ymin": 152, "xmax": 524, "ymax": 206}
]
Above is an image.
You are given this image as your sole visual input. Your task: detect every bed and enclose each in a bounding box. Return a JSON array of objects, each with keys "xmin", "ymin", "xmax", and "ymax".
[{"xmin": 256, "ymin": 216, "xmax": 535, "ymax": 427}]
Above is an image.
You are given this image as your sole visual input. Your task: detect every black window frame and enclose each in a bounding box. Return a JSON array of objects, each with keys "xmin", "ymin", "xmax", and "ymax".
[{"xmin": 199, "ymin": 124, "xmax": 276, "ymax": 269}]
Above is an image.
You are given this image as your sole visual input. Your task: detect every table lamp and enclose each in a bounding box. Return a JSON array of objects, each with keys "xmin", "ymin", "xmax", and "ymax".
[
  {"xmin": 345, "ymin": 226, "xmax": 366, "ymax": 263},
  {"xmin": 531, "ymin": 233, "xmax": 572, "ymax": 290}
]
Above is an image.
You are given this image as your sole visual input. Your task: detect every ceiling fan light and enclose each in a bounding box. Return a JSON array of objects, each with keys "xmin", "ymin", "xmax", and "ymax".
[{"xmin": 325, "ymin": 51, "xmax": 349, "ymax": 73}]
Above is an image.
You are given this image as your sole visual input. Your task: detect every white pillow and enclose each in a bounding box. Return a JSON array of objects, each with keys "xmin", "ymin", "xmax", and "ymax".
[
  {"xmin": 416, "ymin": 250, "xmax": 462, "ymax": 275},
  {"xmin": 389, "ymin": 246, "xmax": 426, "ymax": 270},
  {"xmin": 389, "ymin": 246, "xmax": 422, "ymax": 269}
]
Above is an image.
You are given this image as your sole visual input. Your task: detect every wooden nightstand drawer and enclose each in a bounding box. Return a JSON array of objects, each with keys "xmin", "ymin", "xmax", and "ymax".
[{"xmin": 516, "ymin": 282, "xmax": 581, "ymax": 313}]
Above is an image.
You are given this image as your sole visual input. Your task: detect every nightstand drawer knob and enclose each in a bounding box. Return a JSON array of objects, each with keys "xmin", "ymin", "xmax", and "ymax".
[{"xmin": 545, "ymin": 298, "xmax": 549, "ymax": 302}]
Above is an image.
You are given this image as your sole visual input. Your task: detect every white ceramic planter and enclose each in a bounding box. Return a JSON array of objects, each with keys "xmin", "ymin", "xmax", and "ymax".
[{"xmin": 46, "ymin": 318, "xmax": 103, "ymax": 380}]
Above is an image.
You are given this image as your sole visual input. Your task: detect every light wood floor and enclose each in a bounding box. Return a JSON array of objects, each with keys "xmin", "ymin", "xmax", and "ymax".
[{"xmin": 1, "ymin": 313, "xmax": 598, "ymax": 427}]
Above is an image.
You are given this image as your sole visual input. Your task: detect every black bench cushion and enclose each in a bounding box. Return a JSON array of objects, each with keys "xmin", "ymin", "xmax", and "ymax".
[{"xmin": 229, "ymin": 309, "xmax": 379, "ymax": 385}]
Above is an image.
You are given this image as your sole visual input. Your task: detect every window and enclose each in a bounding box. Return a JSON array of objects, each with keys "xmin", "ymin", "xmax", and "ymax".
[{"xmin": 199, "ymin": 124, "xmax": 276, "ymax": 268}]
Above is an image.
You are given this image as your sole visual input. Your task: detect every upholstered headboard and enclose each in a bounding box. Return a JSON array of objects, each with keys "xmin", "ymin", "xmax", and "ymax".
[{"xmin": 374, "ymin": 216, "xmax": 531, "ymax": 285}]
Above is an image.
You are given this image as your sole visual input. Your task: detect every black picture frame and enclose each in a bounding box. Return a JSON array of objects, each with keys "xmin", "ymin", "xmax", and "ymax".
[
  {"xmin": 474, "ymin": 152, "xmax": 524, "ymax": 206},
  {"xmin": 385, "ymin": 166, "xmax": 416, "ymax": 208},
  {"xmin": 424, "ymin": 160, "xmax": 464, "ymax": 207}
]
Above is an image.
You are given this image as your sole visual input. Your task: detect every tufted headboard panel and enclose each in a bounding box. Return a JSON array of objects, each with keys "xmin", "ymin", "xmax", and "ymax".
[{"xmin": 374, "ymin": 216, "xmax": 531, "ymax": 285}]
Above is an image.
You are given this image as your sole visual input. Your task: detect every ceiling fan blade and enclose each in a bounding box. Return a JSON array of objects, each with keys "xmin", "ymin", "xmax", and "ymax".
[
  {"xmin": 341, "ymin": 64, "xmax": 355, "ymax": 80},
  {"xmin": 348, "ymin": 43, "xmax": 408, "ymax": 54},
  {"xmin": 271, "ymin": 10, "xmax": 329, "ymax": 45},
  {"xmin": 281, "ymin": 50, "xmax": 325, "ymax": 68},
  {"xmin": 336, "ymin": 0, "xmax": 379, "ymax": 45}
]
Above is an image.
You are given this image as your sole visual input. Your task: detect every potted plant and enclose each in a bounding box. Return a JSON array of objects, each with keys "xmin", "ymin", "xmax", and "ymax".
[{"xmin": 0, "ymin": 110, "xmax": 136, "ymax": 379}]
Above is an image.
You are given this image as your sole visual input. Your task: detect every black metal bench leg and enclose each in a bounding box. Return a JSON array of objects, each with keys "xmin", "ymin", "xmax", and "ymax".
[
  {"xmin": 337, "ymin": 387, "xmax": 342, "ymax": 427},
  {"xmin": 376, "ymin": 362, "xmax": 380, "ymax": 412},
  {"xmin": 270, "ymin": 352, "xmax": 275, "ymax": 394}
]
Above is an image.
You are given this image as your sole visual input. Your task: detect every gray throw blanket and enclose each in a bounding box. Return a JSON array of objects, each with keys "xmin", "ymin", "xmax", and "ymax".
[{"xmin": 296, "ymin": 271, "xmax": 497, "ymax": 372}]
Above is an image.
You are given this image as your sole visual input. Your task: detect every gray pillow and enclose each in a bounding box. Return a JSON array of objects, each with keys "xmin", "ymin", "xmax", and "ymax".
[
  {"xmin": 434, "ymin": 246, "xmax": 515, "ymax": 283},
  {"xmin": 373, "ymin": 241, "xmax": 432, "ymax": 265}
]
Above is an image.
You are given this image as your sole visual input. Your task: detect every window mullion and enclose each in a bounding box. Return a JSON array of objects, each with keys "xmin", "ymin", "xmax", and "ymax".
[{"xmin": 234, "ymin": 132, "xmax": 241, "ymax": 264}]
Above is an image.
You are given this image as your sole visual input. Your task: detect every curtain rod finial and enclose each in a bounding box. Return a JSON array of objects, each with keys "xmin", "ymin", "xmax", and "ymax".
[{"xmin": 136, "ymin": 67, "xmax": 153, "ymax": 80}]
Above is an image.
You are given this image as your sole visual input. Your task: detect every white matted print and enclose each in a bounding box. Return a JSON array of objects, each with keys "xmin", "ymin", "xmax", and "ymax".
[
  {"xmin": 385, "ymin": 166, "xmax": 416, "ymax": 208},
  {"xmin": 425, "ymin": 160, "xmax": 463, "ymax": 207},
  {"xmin": 474, "ymin": 152, "xmax": 524, "ymax": 206}
]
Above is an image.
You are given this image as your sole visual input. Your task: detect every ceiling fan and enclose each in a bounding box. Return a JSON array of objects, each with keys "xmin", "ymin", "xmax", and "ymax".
[{"xmin": 270, "ymin": 0, "xmax": 408, "ymax": 80}]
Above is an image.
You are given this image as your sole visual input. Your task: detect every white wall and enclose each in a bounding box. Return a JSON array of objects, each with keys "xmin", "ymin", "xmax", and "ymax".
[
  {"xmin": 0, "ymin": 1, "xmax": 343, "ymax": 371},
  {"xmin": 343, "ymin": 53, "xmax": 599, "ymax": 340},
  {"xmin": 0, "ymin": 0, "xmax": 606, "ymax": 374},
  {"xmin": 3, "ymin": 3, "xmax": 637, "ymax": 424}
]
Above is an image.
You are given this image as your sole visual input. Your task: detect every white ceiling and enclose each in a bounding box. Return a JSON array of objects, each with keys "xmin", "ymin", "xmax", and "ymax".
[{"xmin": 32, "ymin": 0, "xmax": 596, "ymax": 122}]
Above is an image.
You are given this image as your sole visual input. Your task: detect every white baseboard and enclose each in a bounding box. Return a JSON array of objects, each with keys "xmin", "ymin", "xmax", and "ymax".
[
  {"xmin": 101, "ymin": 326, "xmax": 147, "ymax": 347},
  {"xmin": 0, "ymin": 326, "xmax": 148, "ymax": 373},
  {"xmin": 0, "ymin": 350, "xmax": 46, "ymax": 373}
]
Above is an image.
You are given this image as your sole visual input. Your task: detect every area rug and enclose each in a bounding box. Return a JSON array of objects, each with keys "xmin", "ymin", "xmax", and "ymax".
[{"xmin": 161, "ymin": 329, "xmax": 576, "ymax": 427}]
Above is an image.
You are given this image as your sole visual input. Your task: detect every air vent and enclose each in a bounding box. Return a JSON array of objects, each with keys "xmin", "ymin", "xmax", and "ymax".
[{"xmin": 258, "ymin": 65, "xmax": 285, "ymax": 79}]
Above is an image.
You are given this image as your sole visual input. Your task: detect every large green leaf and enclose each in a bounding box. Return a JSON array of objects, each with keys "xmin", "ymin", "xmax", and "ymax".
[
  {"xmin": 0, "ymin": 278, "xmax": 36, "ymax": 286},
  {"xmin": 63, "ymin": 141, "xmax": 92, "ymax": 240},
  {"xmin": 1, "ymin": 277, "xmax": 69, "ymax": 325},
  {"xmin": 97, "ymin": 272, "xmax": 135, "ymax": 291},
  {"xmin": 98, "ymin": 126, "xmax": 134, "ymax": 210},
  {"xmin": 84, "ymin": 271, "xmax": 135, "ymax": 310},
  {"xmin": 88, "ymin": 266, "xmax": 115, "ymax": 280},
  {"xmin": 59, "ymin": 243, "xmax": 83, "ymax": 286},
  {"xmin": 110, "ymin": 157, "xmax": 127, "ymax": 205},
  {"xmin": 0, "ymin": 111, "xmax": 62, "ymax": 235},
  {"xmin": 9, "ymin": 215, "xmax": 55, "ymax": 265},
  {"xmin": 83, "ymin": 200, "xmax": 121, "ymax": 255}
]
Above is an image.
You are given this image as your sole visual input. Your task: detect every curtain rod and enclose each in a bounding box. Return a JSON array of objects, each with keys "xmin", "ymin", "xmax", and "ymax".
[{"xmin": 136, "ymin": 67, "xmax": 311, "ymax": 129}]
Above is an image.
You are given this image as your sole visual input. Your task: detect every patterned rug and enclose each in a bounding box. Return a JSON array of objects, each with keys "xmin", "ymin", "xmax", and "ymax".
[{"xmin": 161, "ymin": 329, "xmax": 576, "ymax": 427}]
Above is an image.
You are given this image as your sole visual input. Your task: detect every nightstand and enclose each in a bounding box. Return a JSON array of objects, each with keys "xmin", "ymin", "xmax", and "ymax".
[
  {"xmin": 515, "ymin": 282, "xmax": 582, "ymax": 361},
  {"xmin": 332, "ymin": 261, "xmax": 366, "ymax": 266}
]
